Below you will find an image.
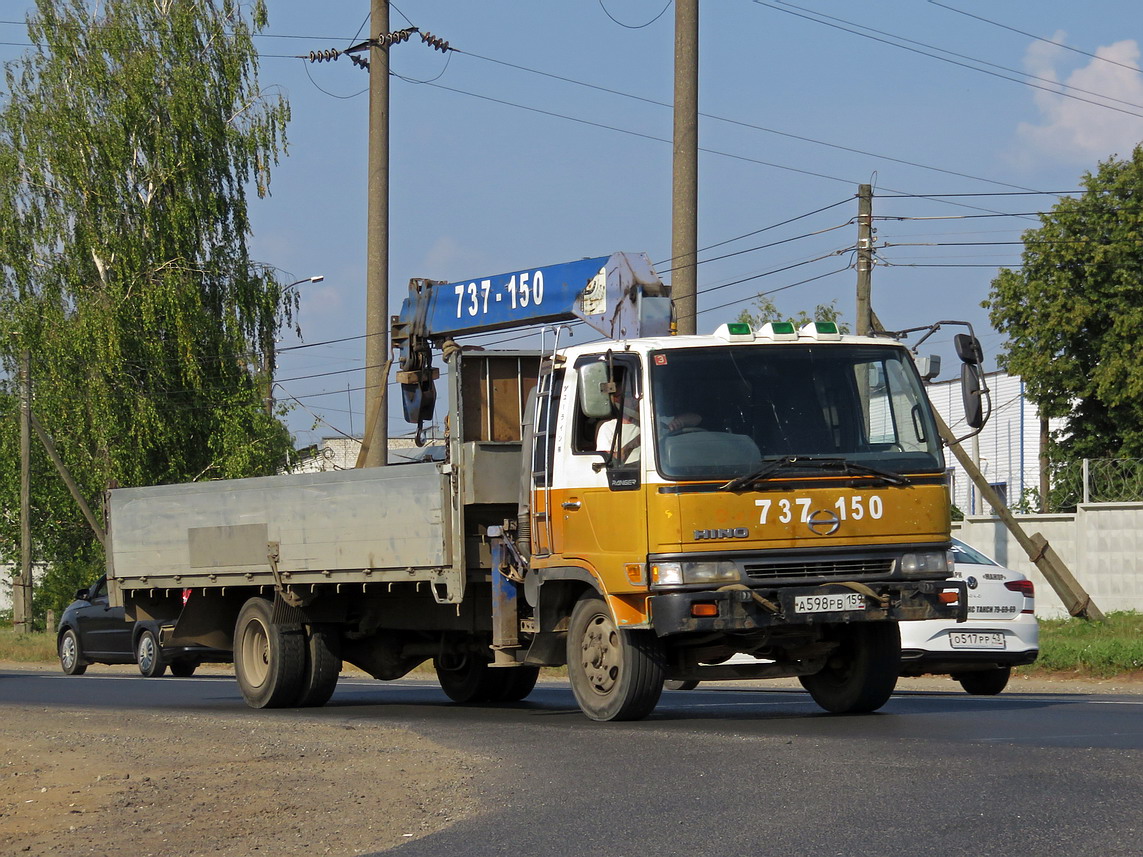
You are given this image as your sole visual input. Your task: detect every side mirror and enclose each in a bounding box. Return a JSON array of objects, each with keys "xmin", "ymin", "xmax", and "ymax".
[
  {"xmin": 961, "ymin": 364, "xmax": 984, "ymax": 428},
  {"xmin": 75, "ymin": 588, "xmax": 90, "ymax": 601},
  {"xmin": 954, "ymin": 333, "xmax": 983, "ymax": 365},
  {"xmin": 915, "ymin": 354, "xmax": 941, "ymax": 382},
  {"xmin": 578, "ymin": 362, "xmax": 614, "ymax": 419}
]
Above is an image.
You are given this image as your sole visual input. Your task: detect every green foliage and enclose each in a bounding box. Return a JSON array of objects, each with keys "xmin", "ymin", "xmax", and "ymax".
[
  {"xmin": 736, "ymin": 295, "xmax": 851, "ymax": 333},
  {"xmin": 0, "ymin": 0, "xmax": 293, "ymax": 621},
  {"xmin": 1026, "ymin": 611, "xmax": 1143, "ymax": 677},
  {"xmin": 986, "ymin": 146, "xmax": 1143, "ymax": 464}
]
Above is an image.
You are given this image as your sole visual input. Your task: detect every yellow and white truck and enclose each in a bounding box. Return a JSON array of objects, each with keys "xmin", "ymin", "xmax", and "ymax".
[{"xmin": 108, "ymin": 252, "xmax": 982, "ymax": 721}]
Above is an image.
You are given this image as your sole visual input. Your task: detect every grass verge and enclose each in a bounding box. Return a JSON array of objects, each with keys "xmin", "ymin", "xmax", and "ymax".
[
  {"xmin": 1019, "ymin": 610, "xmax": 1143, "ymax": 678},
  {"xmin": 0, "ymin": 627, "xmax": 58, "ymax": 663}
]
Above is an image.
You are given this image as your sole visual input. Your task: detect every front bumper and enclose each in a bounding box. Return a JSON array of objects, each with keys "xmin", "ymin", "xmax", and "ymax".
[{"xmin": 649, "ymin": 579, "xmax": 966, "ymax": 637}]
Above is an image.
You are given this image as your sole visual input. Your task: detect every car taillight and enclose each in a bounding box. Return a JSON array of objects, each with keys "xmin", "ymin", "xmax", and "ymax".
[
  {"xmin": 1005, "ymin": 580, "xmax": 1034, "ymax": 597},
  {"xmin": 1005, "ymin": 579, "xmax": 1035, "ymax": 613}
]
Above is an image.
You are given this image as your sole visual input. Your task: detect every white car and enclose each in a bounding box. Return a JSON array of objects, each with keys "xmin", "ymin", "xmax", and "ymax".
[
  {"xmin": 665, "ymin": 538, "xmax": 1039, "ymax": 696},
  {"xmin": 897, "ymin": 537, "xmax": 1039, "ymax": 694}
]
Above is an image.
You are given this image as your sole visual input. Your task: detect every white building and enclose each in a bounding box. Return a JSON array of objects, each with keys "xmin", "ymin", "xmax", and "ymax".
[
  {"xmin": 290, "ymin": 432, "xmax": 445, "ymax": 473},
  {"xmin": 927, "ymin": 370, "xmax": 1061, "ymax": 516}
]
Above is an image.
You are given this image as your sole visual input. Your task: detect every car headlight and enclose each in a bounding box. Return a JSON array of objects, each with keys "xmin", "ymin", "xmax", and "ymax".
[
  {"xmin": 896, "ymin": 550, "xmax": 954, "ymax": 577},
  {"xmin": 651, "ymin": 560, "xmax": 740, "ymax": 586}
]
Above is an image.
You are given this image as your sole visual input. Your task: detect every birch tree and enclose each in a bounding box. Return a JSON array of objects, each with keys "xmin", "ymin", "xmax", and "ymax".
[{"xmin": 0, "ymin": 0, "xmax": 293, "ymax": 618}]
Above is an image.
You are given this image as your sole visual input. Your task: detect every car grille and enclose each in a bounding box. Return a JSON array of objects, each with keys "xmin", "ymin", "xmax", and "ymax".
[{"xmin": 743, "ymin": 557, "xmax": 895, "ymax": 580}]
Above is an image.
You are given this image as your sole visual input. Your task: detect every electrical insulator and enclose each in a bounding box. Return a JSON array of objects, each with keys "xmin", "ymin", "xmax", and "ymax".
[
  {"xmin": 307, "ymin": 49, "xmax": 341, "ymax": 63},
  {"xmin": 420, "ymin": 31, "xmax": 451, "ymax": 52}
]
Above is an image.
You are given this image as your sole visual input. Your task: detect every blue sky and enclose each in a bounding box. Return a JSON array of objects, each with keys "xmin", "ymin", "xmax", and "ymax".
[{"xmin": 4, "ymin": 1, "xmax": 1142, "ymax": 448}]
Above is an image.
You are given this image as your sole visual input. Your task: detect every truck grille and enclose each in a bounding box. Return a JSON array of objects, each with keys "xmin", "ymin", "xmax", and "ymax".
[{"xmin": 744, "ymin": 557, "xmax": 895, "ymax": 580}]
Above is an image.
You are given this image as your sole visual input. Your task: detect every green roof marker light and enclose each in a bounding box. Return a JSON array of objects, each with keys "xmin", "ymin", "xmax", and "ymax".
[
  {"xmin": 713, "ymin": 322, "xmax": 756, "ymax": 342},
  {"xmin": 758, "ymin": 321, "xmax": 798, "ymax": 341},
  {"xmin": 800, "ymin": 321, "xmax": 842, "ymax": 341}
]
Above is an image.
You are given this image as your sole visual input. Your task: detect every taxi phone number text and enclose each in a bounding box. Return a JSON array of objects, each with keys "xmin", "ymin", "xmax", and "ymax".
[
  {"xmin": 454, "ymin": 272, "xmax": 545, "ymax": 318},
  {"xmin": 754, "ymin": 494, "xmax": 884, "ymax": 524}
]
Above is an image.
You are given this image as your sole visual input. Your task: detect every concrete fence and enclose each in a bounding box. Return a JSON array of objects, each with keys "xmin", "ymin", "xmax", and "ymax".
[{"xmin": 955, "ymin": 503, "xmax": 1143, "ymax": 619}]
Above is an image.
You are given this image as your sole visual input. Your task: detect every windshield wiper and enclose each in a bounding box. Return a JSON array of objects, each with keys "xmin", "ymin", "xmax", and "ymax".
[
  {"xmin": 719, "ymin": 457, "xmax": 801, "ymax": 491},
  {"xmin": 805, "ymin": 458, "xmax": 912, "ymax": 486},
  {"xmin": 719, "ymin": 456, "xmax": 912, "ymax": 491}
]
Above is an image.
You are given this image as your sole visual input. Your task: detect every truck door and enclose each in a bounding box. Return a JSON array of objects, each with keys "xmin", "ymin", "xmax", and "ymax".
[{"xmin": 548, "ymin": 354, "xmax": 648, "ymax": 580}]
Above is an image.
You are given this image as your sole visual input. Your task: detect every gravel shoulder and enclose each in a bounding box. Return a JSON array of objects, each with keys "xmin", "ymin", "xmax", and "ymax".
[
  {"xmin": 2, "ymin": 661, "xmax": 1139, "ymax": 857},
  {"xmin": 0, "ymin": 663, "xmax": 487, "ymax": 857}
]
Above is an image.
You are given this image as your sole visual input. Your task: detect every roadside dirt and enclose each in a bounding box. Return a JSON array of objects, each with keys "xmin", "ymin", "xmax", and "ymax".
[
  {"xmin": 2, "ymin": 661, "xmax": 1139, "ymax": 857},
  {"xmin": 0, "ymin": 664, "xmax": 488, "ymax": 857}
]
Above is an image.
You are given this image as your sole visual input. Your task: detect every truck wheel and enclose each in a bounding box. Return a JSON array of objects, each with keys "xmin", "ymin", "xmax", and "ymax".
[
  {"xmin": 59, "ymin": 629, "xmax": 87, "ymax": 676},
  {"xmin": 488, "ymin": 665, "xmax": 540, "ymax": 702},
  {"xmin": 434, "ymin": 655, "xmax": 497, "ymax": 703},
  {"xmin": 294, "ymin": 624, "xmax": 341, "ymax": 707},
  {"xmin": 799, "ymin": 622, "xmax": 901, "ymax": 714},
  {"xmin": 435, "ymin": 656, "xmax": 540, "ymax": 703},
  {"xmin": 234, "ymin": 598, "xmax": 305, "ymax": 709},
  {"xmin": 169, "ymin": 659, "xmax": 198, "ymax": 678},
  {"xmin": 567, "ymin": 592, "xmax": 664, "ymax": 721},
  {"xmin": 136, "ymin": 629, "xmax": 168, "ymax": 678},
  {"xmin": 954, "ymin": 666, "xmax": 1011, "ymax": 696}
]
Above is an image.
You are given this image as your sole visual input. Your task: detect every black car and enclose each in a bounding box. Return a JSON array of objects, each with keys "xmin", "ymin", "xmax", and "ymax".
[{"xmin": 57, "ymin": 576, "xmax": 229, "ymax": 677}]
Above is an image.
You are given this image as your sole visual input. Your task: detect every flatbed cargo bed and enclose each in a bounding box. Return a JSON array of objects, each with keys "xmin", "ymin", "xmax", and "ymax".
[{"xmin": 108, "ymin": 463, "xmax": 455, "ymax": 597}]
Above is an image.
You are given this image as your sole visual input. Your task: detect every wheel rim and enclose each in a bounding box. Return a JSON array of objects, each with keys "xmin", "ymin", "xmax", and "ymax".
[
  {"xmin": 240, "ymin": 617, "xmax": 271, "ymax": 688},
  {"xmin": 138, "ymin": 634, "xmax": 156, "ymax": 672},
  {"xmin": 580, "ymin": 612, "xmax": 621, "ymax": 696},
  {"xmin": 61, "ymin": 634, "xmax": 77, "ymax": 670}
]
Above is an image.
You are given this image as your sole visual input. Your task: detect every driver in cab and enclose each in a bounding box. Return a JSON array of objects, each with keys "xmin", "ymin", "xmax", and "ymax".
[{"xmin": 596, "ymin": 389, "xmax": 700, "ymax": 465}]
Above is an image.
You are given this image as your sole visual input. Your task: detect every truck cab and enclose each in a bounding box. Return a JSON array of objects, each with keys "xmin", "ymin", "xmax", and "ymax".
[{"xmin": 505, "ymin": 322, "xmax": 964, "ymax": 718}]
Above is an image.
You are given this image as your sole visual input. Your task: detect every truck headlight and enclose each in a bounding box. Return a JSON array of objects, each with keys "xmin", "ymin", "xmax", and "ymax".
[
  {"xmin": 651, "ymin": 560, "xmax": 740, "ymax": 586},
  {"xmin": 896, "ymin": 551, "xmax": 954, "ymax": 577}
]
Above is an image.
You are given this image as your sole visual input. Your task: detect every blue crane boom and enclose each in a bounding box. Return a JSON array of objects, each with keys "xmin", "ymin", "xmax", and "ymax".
[{"xmin": 391, "ymin": 251, "xmax": 672, "ymax": 430}]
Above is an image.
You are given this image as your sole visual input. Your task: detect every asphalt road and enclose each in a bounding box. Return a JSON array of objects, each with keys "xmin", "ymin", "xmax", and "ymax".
[{"xmin": 4, "ymin": 669, "xmax": 1142, "ymax": 856}]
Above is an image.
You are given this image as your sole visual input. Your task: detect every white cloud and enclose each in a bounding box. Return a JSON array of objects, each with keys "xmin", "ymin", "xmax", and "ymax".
[{"xmin": 1013, "ymin": 33, "xmax": 1143, "ymax": 166}]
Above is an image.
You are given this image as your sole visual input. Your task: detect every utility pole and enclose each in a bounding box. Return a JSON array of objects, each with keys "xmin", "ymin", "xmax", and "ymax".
[
  {"xmin": 868, "ymin": 310, "xmax": 1104, "ymax": 621},
  {"xmin": 671, "ymin": 0, "xmax": 699, "ymax": 335},
  {"xmin": 16, "ymin": 350, "xmax": 32, "ymax": 632},
  {"xmin": 363, "ymin": 0, "xmax": 390, "ymax": 466},
  {"xmin": 936, "ymin": 412, "xmax": 1104, "ymax": 620},
  {"xmin": 855, "ymin": 184, "xmax": 873, "ymax": 337}
]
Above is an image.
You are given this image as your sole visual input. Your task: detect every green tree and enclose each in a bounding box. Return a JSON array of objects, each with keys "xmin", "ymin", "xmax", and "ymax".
[
  {"xmin": 736, "ymin": 295, "xmax": 851, "ymax": 333},
  {"xmin": 0, "ymin": 0, "xmax": 294, "ymax": 622},
  {"xmin": 986, "ymin": 146, "xmax": 1143, "ymax": 463}
]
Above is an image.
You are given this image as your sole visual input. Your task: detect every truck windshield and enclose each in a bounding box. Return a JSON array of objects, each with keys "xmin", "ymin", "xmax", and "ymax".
[{"xmin": 648, "ymin": 344, "xmax": 944, "ymax": 482}]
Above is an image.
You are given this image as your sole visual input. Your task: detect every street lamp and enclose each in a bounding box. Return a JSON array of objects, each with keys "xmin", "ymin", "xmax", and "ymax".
[{"xmin": 264, "ymin": 275, "xmax": 324, "ymax": 415}]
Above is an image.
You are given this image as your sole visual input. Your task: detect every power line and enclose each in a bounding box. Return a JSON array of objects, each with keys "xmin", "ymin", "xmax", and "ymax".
[
  {"xmin": 597, "ymin": 0, "xmax": 673, "ymax": 29},
  {"xmin": 457, "ymin": 48, "xmax": 1048, "ymax": 194},
  {"xmin": 927, "ymin": 1, "xmax": 1143, "ymax": 77},
  {"xmin": 755, "ymin": 1, "xmax": 1143, "ymax": 119},
  {"xmin": 417, "ymin": 79, "xmax": 860, "ymax": 186}
]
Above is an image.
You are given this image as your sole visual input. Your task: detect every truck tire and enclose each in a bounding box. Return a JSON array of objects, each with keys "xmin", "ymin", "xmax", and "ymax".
[
  {"xmin": 954, "ymin": 666, "xmax": 1011, "ymax": 696},
  {"xmin": 294, "ymin": 624, "xmax": 341, "ymax": 708},
  {"xmin": 136, "ymin": 628, "xmax": 168, "ymax": 678},
  {"xmin": 59, "ymin": 628, "xmax": 87, "ymax": 676},
  {"xmin": 488, "ymin": 665, "xmax": 540, "ymax": 702},
  {"xmin": 798, "ymin": 622, "xmax": 901, "ymax": 714},
  {"xmin": 234, "ymin": 597, "xmax": 306, "ymax": 709},
  {"xmin": 169, "ymin": 659, "xmax": 198, "ymax": 677},
  {"xmin": 567, "ymin": 592, "xmax": 665, "ymax": 721},
  {"xmin": 665, "ymin": 680, "xmax": 700, "ymax": 691}
]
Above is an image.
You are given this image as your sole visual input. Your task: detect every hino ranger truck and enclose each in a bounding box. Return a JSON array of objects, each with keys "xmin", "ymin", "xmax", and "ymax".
[{"xmin": 106, "ymin": 251, "xmax": 983, "ymax": 720}]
